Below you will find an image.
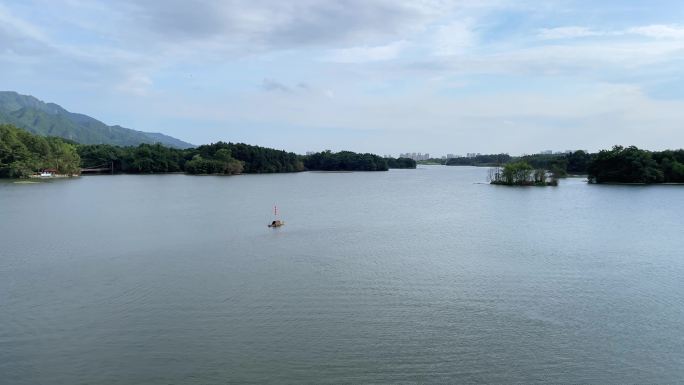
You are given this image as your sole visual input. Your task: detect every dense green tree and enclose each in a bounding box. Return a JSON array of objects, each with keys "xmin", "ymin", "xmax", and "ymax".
[
  {"xmin": 385, "ymin": 157, "xmax": 417, "ymax": 169},
  {"xmin": 304, "ymin": 150, "xmax": 389, "ymax": 171},
  {"xmin": 198, "ymin": 142, "xmax": 304, "ymax": 173},
  {"xmin": 566, "ymin": 150, "xmax": 592, "ymax": 173},
  {"xmin": 0, "ymin": 124, "xmax": 80, "ymax": 177},
  {"xmin": 77, "ymin": 140, "xmax": 304, "ymax": 175},
  {"xmin": 185, "ymin": 154, "xmax": 243, "ymax": 175},
  {"xmin": 489, "ymin": 161, "xmax": 556, "ymax": 186},
  {"xmin": 443, "ymin": 151, "xmax": 593, "ymax": 176},
  {"xmin": 446, "ymin": 154, "xmax": 511, "ymax": 166},
  {"xmin": 501, "ymin": 161, "xmax": 533, "ymax": 185},
  {"xmin": 588, "ymin": 146, "xmax": 664, "ymax": 183},
  {"xmin": 77, "ymin": 144, "xmax": 124, "ymax": 170}
]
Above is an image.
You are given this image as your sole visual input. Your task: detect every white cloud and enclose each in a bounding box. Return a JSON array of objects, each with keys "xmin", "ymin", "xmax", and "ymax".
[
  {"xmin": 175, "ymin": 79, "xmax": 684, "ymax": 154},
  {"xmin": 408, "ymin": 35, "xmax": 684, "ymax": 78},
  {"xmin": 323, "ymin": 41, "xmax": 407, "ymax": 63},
  {"xmin": 4, "ymin": 0, "xmax": 684, "ymax": 153},
  {"xmin": 539, "ymin": 24, "xmax": 684, "ymax": 41},
  {"xmin": 538, "ymin": 27, "xmax": 602, "ymax": 40},
  {"xmin": 0, "ymin": 4, "xmax": 50, "ymax": 44},
  {"xmin": 116, "ymin": 72, "xmax": 153, "ymax": 96},
  {"xmin": 0, "ymin": 3, "xmax": 55, "ymax": 56},
  {"xmin": 628, "ymin": 24, "xmax": 684, "ymax": 39},
  {"xmin": 433, "ymin": 21, "xmax": 475, "ymax": 56},
  {"xmin": 503, "ymin": 41, "xmax": 684, "ymax": 71}
]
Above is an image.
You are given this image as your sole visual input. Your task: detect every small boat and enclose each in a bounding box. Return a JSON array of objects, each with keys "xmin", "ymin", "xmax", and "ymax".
[
  {"xmin": 268, "ymin": 205, "xmax": 285, "ymax": 228},
  {"xmin": 268, "ymin": 220, "xmax": 285, "ymax": 228}
]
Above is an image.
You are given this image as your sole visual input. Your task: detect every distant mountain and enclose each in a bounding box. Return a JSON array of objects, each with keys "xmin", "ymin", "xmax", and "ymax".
[{"xmin": 0, "ymin": 91, "xmax": 195, "ymax": 148}]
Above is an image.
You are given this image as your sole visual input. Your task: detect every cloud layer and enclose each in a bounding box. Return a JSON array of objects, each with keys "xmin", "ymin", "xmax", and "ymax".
[{"xmin": 1, "ymin": 0, "xmax": 684, "ymax": 154}]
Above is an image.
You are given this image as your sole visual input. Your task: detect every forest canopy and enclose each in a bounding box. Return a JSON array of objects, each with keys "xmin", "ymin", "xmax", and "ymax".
[
  {"xmin": 6, "ymin": 124, "xmax": 681, "ymax": 184},
  {"xmin": 0, "ymin": 124, "xmax": 81, "ymax": 177},
  {"xmin": 78, "ymin": 143, "xmax": 407, "ymax": 175},
  {"xmin": 385, "ymin": 157, "xmax": 417, "ymax": 169},
  {"xmin": 588, "ymin": 146, "xmax": 684, "ymax": 184},
  {"xmin": 304, "ymin": 150, "xmax": 389, "ymax": 171},
  {"xmin": 489, "ymin": 161, "xmax": 558, "ymax": 186},
  {"xmin": 443, "ymin": 151, "xmax": 591, "ymax": 176},
  {"xmin": 78, "ymin": 141, "xmax": 304, "ymax": 175},
  {"xmin": 442, "ymin": 146, "xmax": 683, "ymax": 184}
]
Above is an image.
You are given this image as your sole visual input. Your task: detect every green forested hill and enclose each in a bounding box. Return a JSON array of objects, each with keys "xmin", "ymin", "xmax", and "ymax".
[{"xmin": 0, "ymin": 91, "xmax": 194, "ymax": 148}]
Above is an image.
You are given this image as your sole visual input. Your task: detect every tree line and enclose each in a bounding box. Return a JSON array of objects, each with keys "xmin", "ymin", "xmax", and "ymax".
[
  {"xmin": 385, "ymin": 157, "xmax": 417, "ymax": 169},
  {"xmin": 78, "ymin": 141, "xmax": 305, "ymax": 175},
  {"xmin": 3, "ymin": 124, "xmax": 680, "ymax": 183},
  {"xmin": 435, "ymin": 147, "xmax": 684, "ymax": 185},
  {"xmin": 0, "ymin": 124, "xmax": 81, "ymax": 177},
  {"xmin": 445, "ymin": 153, "xmax": 512, "ymax": 166},
  {"xmin": 303, "ymin": 150, "xmax": 415, "ymax": 171},
  {"xmin": 588, "ymin": 146, "xmax": 684, "ymax": 183},
  {"xmin": 79, "ymin": 145, "xmax": 415, "ymax": 175},
  {"xmin": 76, "ymin": 143, "xmax": 684, "ymax": 183},
  {"xmin": 304, "ymin": 150, "xmax": 387, "ymax": 171},
  {"xmin": 443, "ymin": 150, "xmax": 592, "ymax": 176},
  {"xmin": 1, "ymin": 125, "xmax": 418, "ymax": 178}
]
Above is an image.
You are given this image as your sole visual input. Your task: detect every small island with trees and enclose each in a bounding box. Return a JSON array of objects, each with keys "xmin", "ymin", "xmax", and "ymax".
[
  {"xmin": 488, "ymin": 161, "xmax": 559, "ymax": 186},
  {"xmin": 304, "ymin": 150, "xmax": 415, "ymax": 171},
  {"xmin": 427, "ymin": 146, "xmax": 682, "ymax": 186}
]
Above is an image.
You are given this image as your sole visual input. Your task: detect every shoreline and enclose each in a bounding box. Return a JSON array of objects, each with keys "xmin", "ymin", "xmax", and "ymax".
[
  {"xmin": 28, "ymin": 174, "xmax": 78, "ymax": 179},
  {"xmin": 591, "ymin": 182, "xmax": 684, "ymax": 185}
]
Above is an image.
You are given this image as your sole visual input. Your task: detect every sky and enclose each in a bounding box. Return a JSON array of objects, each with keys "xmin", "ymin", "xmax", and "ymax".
[{"xmin": 1, "ymin": 0, "xmax": 684, "ymax": 156}]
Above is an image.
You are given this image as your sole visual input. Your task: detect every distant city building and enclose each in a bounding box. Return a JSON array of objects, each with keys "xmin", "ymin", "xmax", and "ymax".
[
  {"xmin": 446, "ymin": 153, "xmax": 457, "ymax": 159},
  {"xmin": 306, "ymin": 151, "xmax": 316, "ymax": 156},
  {"xmin": 540, "ymin": 150, "xmax": 553, "ymax": 155},
  {"xmin": 399, "ymin": 152, "xmax": 431, "ymax": 161},
  {"xmin": 466, "ymin": 153, "xmax": 482, "ymax": 158}
]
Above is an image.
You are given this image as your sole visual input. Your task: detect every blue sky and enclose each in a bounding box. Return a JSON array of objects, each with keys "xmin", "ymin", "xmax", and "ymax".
[{"xmin": 1, "ymin": 0, "xmax": 683, "ymax": 155}]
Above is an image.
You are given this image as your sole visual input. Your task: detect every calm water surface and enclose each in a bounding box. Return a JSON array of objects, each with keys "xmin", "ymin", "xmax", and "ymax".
[{"xmin": 1, "ymin": 166, "xmax": 683, "ymax": 384}]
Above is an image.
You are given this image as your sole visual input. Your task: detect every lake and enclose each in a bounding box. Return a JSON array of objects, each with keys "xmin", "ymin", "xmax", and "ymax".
[{"xmin": 1, "ymin": 166, "xmax": 683, "ymax": 384}]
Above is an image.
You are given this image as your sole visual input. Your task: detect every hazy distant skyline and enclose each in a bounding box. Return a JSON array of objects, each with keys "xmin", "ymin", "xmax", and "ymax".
[{"xmin": 2, "ymin": 0, "xmax": 683, "ymax": 155}]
